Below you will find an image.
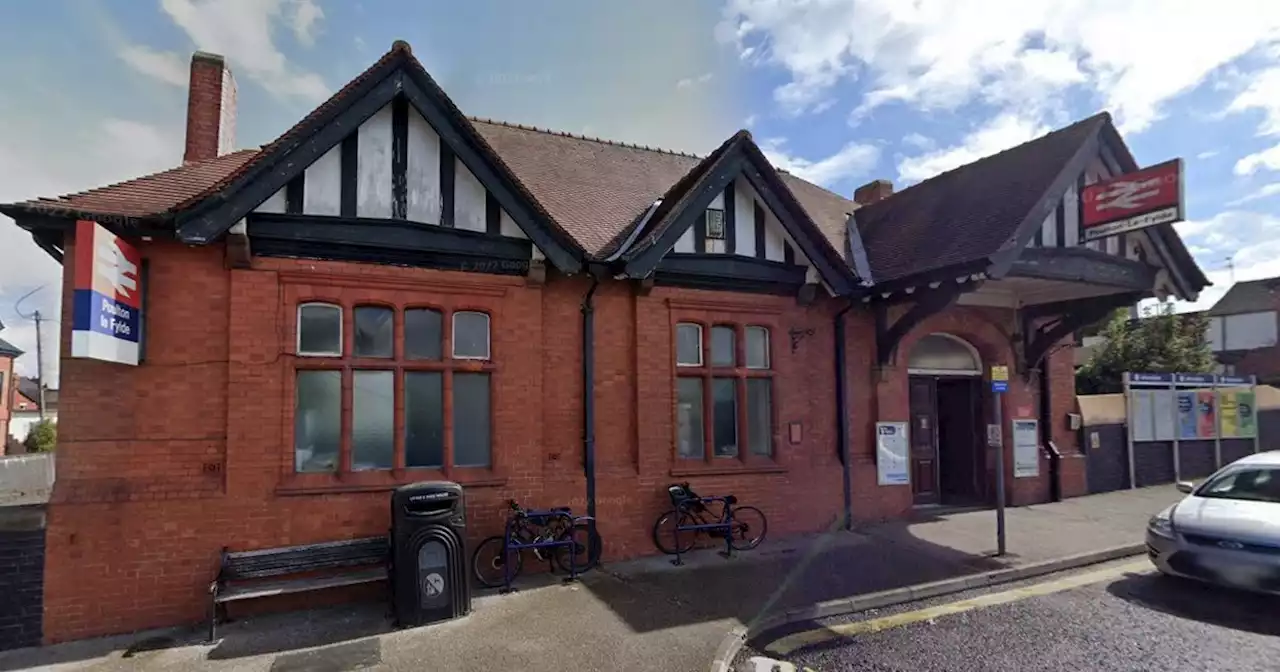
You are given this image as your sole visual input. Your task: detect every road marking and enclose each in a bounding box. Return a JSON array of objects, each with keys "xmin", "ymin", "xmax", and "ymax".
[{"xmin": 765, "ymin": 559, "xmax": 1151, "ymax": 656}]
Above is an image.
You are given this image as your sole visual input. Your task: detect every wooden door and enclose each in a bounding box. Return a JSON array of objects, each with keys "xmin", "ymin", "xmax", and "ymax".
[{"xmin": 909, "ymin": 377, "xmax": 939, "ymax": 505}]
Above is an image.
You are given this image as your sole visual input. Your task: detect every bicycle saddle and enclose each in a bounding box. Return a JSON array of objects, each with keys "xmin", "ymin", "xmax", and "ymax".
[{"xmin": 725, "ymin": 495, "xmax": 738, "ymax": 505}]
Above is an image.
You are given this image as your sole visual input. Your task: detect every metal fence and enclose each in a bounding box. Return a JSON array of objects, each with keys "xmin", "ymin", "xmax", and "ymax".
[{"xmin": 0, "ymin": 453, "xmax": 55, "ymax": 507}]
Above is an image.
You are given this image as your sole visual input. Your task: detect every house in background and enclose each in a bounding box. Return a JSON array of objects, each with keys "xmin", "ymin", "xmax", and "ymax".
[
  {"xmin": 8, "ymin": 377, "xmax": 57, "ymax": 446},
  {"xmin": 1204, "ymin": 277, "xmax": 1279, "ymax": 382},
  {"xmin": 0, "ymin": 336, "xmax": 22, "ymax": 454}
]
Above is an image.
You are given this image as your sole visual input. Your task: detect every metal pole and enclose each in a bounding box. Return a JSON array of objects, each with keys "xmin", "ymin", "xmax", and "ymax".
[
  {"xmin": 1212, "ymin": 378, "xmax": 1222, "ymax": 469},
  {"xmin": 994, "ymin": 390, "xmax": 1006, "ymax": 557},
  {"xmin": 1252, "ymin": 377, "xmax": 1261, "ymax": 454},
  {"xmin": 33, "ymin": 310, "xmax": 46, "ymax": 421},
  {"xmin": 1124, "ymin": 375, "xmax": 1136, "ymax": 489},
  {"xmin": 1170, "ymin": 381, "xmax": 1181, "ymax": 482}
]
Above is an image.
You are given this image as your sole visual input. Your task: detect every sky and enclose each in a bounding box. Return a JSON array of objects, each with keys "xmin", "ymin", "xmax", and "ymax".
[{"xmin": 1, "ymin": 0, "xmax": 1279, "ymax": 382}]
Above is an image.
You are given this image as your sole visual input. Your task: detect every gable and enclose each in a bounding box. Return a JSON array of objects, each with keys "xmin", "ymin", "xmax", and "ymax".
[
  {"xmin": 174, "ymin": 44, "xmax": 580, "ymax": 274},
  {"xmin": 619, "ymin": 134, "xmax": 856, "ymax": 295}
]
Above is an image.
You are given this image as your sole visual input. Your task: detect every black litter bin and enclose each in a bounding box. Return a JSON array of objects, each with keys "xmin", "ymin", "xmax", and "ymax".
[{"xmin": 391, "ymin": 481, "xmax": 470, "ymax": 627}]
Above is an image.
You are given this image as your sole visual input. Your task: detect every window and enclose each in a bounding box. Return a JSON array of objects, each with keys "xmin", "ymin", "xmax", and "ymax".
[
  {"xmin": 674, "ymin": 323, "xmax": 775, "ymax": 462},
  {"xmin": 292, "ymin": 304, "xmax": 494, "ymax": 477},
  {"xmin": 1196, "ymin": 467, "xmax": 1280, "ymax": 504},
  {"xmin": 354, "ymin": 306, "xmax": 393, "ymax": 358},
  {"xmin": 298, "ymin": 303, "xmax": 342, "ymax": 356},
  {"xmin": 453, "ymin": 312, "xmax": 491, "ymax": 359},
  {"xmin": 676, "ymin": 323, "xmax": 702, "ymax": 366}
]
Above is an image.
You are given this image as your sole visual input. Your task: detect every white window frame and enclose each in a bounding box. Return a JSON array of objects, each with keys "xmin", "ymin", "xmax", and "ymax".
[
  {"xmin": 745, "ymin": 326, "xmax": 770, "ymax": 370},
  {"xmin": 297, "ymin": 302, "xmax": 343, "ymax": 357},
  {"xmin": 452, "ymin": 311, "xmax": 491, "ymax": 360},
  {"xmin": 676, "ymin": 323, "xmax": 703, "ymax": 367}
]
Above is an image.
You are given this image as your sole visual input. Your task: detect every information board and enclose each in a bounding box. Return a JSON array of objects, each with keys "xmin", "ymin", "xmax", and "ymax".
[
  {"xmin": 876, "ymin": 422, "xmax": 910, "ymax": 486},
  {"xmin": 1013, "ymin": 419, "xmax": 1040, "ymax": 478}
]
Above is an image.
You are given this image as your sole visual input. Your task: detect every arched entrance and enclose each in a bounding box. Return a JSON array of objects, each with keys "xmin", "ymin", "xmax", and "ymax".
[{"xmin": 907, "ymin": 334, "xmax": 985, "ymax": 506}]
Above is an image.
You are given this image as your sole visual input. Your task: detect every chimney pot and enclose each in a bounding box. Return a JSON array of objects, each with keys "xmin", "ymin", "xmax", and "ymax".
[
  {"xmin": 854, "ymin": 179, "xmax": 893, "ymax": 206},
  {"xmin": 184, "ymin": 52, "xmax": 237, "ymax": 164}
]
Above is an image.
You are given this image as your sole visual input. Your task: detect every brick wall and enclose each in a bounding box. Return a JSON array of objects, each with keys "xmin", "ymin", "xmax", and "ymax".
[
  {"xmin": 0, "ymin": 508, "xmax": 45, "ymax": 651},
  {"xmin": 43, "ymin": 234, "xmax": 1072, "ymax": 642},
  {"xmin": 1, "ymin": 354, "xmax": 13, "ymax": 453}
]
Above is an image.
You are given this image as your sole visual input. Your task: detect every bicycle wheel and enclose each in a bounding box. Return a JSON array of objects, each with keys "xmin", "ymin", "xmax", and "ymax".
[
  {"xmin": 727, "ymin": 506, "xmax": 767, "ymax": 550},
  {"xmin": 552, "ymin": 521, "xmax": 602, "ymax": 574},
  {"xmin": 652, "ymin": 510, "xmax": 697, "ymax": 555},
  {"xmin": 471, "ymin": 535, "xmax": 523, "ymax": 588}
]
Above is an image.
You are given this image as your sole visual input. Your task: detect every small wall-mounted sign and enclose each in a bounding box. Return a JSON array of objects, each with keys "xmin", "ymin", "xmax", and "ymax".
[
  {"xmin": 705, "ymin": 209, "xmax": 726, "ymax": 240},
  {"xmin": 987, "ymin": 423, "xmax": 1002, "ymax": 447},
  {"xmin": 990, "ymin": 365, "xmax": 1009, "ymax": 393},
  {"xmin": 788, "ymin": 421, "xmax": 803, "ymax": 444},
  {"xmin": 1090, "ymin": 431, "xmax": 1101, "ymax": 451}
]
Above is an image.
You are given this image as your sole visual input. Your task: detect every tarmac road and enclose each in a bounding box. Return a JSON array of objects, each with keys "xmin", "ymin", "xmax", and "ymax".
[{"xmin": 740, "ymin": 558, "xmax": 1280, "ymax": 672}]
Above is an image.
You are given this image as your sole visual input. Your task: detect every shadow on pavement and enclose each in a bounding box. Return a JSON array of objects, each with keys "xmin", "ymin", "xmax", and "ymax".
[
  {"xmin": 584, "ymin": 523, "xmax": 1007, "ymax": 634},
  {"xmin": 1106, "ymin": 572, "xmax": 1280, "ymax": 637},
  {"xmin": 207, "ymin": 601, "xmax": 392, "ymax": 661}
]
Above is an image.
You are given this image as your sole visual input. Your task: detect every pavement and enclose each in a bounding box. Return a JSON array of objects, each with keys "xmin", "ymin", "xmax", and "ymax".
[
  {"xmin": 0, "ymin": 486, "xmax": 1184, "ymax": 672},
  {"xmin": 737, "ymin": 556, "xmax": 1280, "ymax": 671}
]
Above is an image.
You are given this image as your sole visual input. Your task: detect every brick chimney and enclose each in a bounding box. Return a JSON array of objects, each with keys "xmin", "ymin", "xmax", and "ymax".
[
  {"xmin": 184, "ymin": 51, "xmax": 237, "ymax": 165},
  {"xmin": 853, "ymin": 179, "xmax": 893, "ymax": 206}
]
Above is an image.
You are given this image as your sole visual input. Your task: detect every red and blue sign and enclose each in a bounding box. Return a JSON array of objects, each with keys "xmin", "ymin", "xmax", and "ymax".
[{"xmin": 71, "ymin": 220, "xmax": 143, "ymax": 365}]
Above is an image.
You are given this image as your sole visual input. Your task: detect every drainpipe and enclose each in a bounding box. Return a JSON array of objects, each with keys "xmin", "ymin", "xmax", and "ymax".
[
  {"xmin": 835, "ymin": 299, "xmax": 855, "ymax": 531},
  {"xmin": 581, "ymin": 273, "xmax": 601, "ymax": 531}
]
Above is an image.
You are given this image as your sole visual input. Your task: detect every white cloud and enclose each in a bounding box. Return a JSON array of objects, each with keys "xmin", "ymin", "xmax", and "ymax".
[
  {"xmin": 117, "ymin": 44, "xmax": 189, "ymax": 87},
  {"xmin": 159, "ymin": 0, "xmax": 329, "ymax": 101},
  {"xmin": 1225, "ymin": 65, "xmax": 1280, "ymax": 137},
  {"xmin": 1164, "ymin": 210, "xmax": 1280, "ymax": 311},
  {"xmin": 897, "ymin": 112, "xmax": 1047, "ymax": 183},
  {"xmin": 759, "ymin": 137, "xmax": 880, "ymax": 187},
  {"xmin": 901, "ymin": 132, "xmax": 934, "ymax": 151},
  {"xmin": 1197, "ymin": 150, "xmax": 1219, "ymax": 160},
  {"xmin": 676, "ymin": 72, "xmax": 714, "ymax": 89},
  {"xmin": 722, "ymin": 0, "xmax": 1280, "ymax": 133},
  {"xmin": 743, "ymin": 114, "xmax": 758, "ymax": 128},
  {"xmin": 1234, "ymin": 142, "xmax": 1280, "ymax": 175},
  {"xmin": 1227, "ymin": 182, "xmax": 1280, "ymax": 206}
]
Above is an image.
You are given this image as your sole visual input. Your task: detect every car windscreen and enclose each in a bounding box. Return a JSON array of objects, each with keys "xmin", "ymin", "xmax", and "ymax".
[{"xmin": 1196, "ymin": 466, "xmax": 1280, "ymax": 504}]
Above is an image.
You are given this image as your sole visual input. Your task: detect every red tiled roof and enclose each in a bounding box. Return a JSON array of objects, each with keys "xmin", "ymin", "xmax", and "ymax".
[
  {"xmin": 2, "ymin": 150, "xmax": 259, "ymax": 222},
  {"xmin": 856, "ymin": 113, "xmax": 1110, "ymax": 283}
]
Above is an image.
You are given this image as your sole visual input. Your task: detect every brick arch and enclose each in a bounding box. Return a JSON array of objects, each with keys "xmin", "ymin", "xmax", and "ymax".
[{"xmin": 895, "ymin": 306, "xmax": 1017, "ymax": 372}]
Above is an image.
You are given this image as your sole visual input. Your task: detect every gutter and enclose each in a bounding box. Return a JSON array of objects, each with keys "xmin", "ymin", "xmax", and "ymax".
[
  {"xmin": 834, "ymin": 298, "xmax": 856, "ymax": 530},
  {"xmin": 602, "ymin": 199, "xmax": 662, "ymax": 266},
  {"xmin": 581, "ymin": 271, "xmax": 602, "ymax": 534}
]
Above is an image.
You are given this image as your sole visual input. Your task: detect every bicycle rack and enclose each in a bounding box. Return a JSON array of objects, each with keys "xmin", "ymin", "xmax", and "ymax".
[
  {"xmin": 671, "ymin": 496, "xmax": 735, "ymax": 567},
  {"xmin": 500, "ymin": 509, "xmax": 585, "ymax": 593}
]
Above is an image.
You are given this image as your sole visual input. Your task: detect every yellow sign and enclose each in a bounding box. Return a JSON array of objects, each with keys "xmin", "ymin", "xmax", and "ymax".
[
  {"xmin": 991, "ymin": 365, "xmax": 1009, "ymax": 382},
  {"xmin": 1220, "ymin": 390, "xmax": 1240, "ymax": 438}
]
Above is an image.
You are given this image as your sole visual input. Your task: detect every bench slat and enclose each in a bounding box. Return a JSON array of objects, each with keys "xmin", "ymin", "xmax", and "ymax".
[
  {"xmin": 222, "ymin": 537, "xmax": 389, "ymax": 580},
  {"xmin": 216, "ymin": 568, "xmax": 387, "ymax": 603}
]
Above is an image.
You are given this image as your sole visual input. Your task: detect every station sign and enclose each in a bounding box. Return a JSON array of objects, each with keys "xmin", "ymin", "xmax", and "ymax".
[
  {"xmin": 1081, "ymin": 159, "xmax": 1184, "ymax": 242},
  {"xmin": 71, "ymin": 220, "xmax": 143, "ymax": 365}
]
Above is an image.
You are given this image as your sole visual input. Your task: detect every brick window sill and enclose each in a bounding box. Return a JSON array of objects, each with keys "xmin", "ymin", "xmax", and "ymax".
[
  {"xmin": 670, "ymin": 463, "xmax": 787, "ymax": 478},
  {"xmin": 276, "ymin": 472, "xmax": 507, "ymax": 496}
]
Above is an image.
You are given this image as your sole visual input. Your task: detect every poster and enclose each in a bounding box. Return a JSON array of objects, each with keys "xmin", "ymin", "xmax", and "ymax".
[
  {"xmin": 1219, "ymin": 390, "xmax": 1240, "ymax": 438},
  {"xmin": 1176, "ymin": 391, "xmax": 1198, "ymax": 440},
  {"xmin": 1237, "ymin": 391, "xmax": 1258, "ymax": 438},
  {"xmin": 1013, "ymin": 419, "xmax": 1040, "ymax": 478},
  {"xmin": 1196, "ymin": 390, "xmax": 1217, "ymax": 439},
  {"xmin": 1153, "ymin": 389, "xmax": 1175, "ymax": 441},
  {"xmin": 1130, "ymin": 389, "xmax": 1156, "ymax": 442},
  {"xmin": 876, "ymin": 422, "xmax": 910, "ymax": 486}
]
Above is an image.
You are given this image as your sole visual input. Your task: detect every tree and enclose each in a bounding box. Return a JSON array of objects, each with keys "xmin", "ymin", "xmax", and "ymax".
[
  {"xmin": 1076, "ymin": 306, "xmax": 1215, "ymax": 395},
  {"xmin": 23, "ymin": 419, "xmax": 56, "ymax": 453}
]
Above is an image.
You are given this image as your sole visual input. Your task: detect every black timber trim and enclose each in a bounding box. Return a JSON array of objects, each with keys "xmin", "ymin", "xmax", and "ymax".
[
  {"xmin": 340, "ymin": 132, "xmax": 358, "ymax": 218},
  {"xmin": 723, "ymin": 182, "xmax": 736, "ymax": 254},
  {"xmin": 754, "ymin": 201, "xmax": 766, "ymax": 259},
  {"xmin": 874, "ymin": 285, "xmax": 964, "ymax": 366},
  {"xmin": 845, "ymin": 213, "xmax": 875, "ymax": 286},
  {"xmin": 737, "ymin": 157, "xmax": 854, "ymax": 294},
  {"xmin": 1054, "ymin": 191, "xmax": 1066, "ymax": 247},
  {"xmin": 11, "ymin": 213, "xmax": 171, "ymax": 241},
  {"xmin": 655, "ymin": 254, "xmax": 807, "ymax": 296},
  {"xmin": 1008, "ymin": 247, "xmax": 1156, "ymax": 290},
  {"xmin": 624, "ymin": 153, "xmax": 746, "ymax": 274},
  {"xmin": 784, "ymin": 242, "xmax": 795, "ymax": 265},
  {"xmin": 1074, "ymin": 173, "xmax": 1085, "ymax": 244},
  {"xmin": 863, "ymin": 259, "xmax": 990, "ymax": 304},
  {"xmin": 1022, "ymin": 291, "xmax": 1145, "ymax": 372},
  {"xmin": 439, "ymin": 143, "xmax": 456, "ymax": 228},
  {"xmin": 1033, "ymin": 220, "xmax": 1044, "ymax": 247},
  {"xmin": 173, "ymin": 57, "xmax": 582, "ymax": 273},
  {"xmin": 485, "ymin": 192, "xmax": 501, "ymax": 235},
  {"xmin": 31, "ymin": 230, "xmax": 64, "ymax": 263},
  {"xmin": 286, "ymin": 175, "xmax": 305, "ymax": 214},
  {"xmin": 391, "ymin": 95, "xmax": 408, "ymax": 219},
  {"xmin": 693, "ymin": 211, "xmax": 707, "ymax": 253},
  {"xmin": 397, "ymin": 71, "xmax": 580, "ymax": 271},
  {"xmin": 246, "ymin": 212, "xmax": 532, "ymax": 275},
  {"xmin": 988, "ymin": 125, "xmax": 1104, "ymax": 279}
]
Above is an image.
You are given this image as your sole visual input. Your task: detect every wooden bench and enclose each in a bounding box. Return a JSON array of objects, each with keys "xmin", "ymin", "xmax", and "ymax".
[{"xmin": 208, "ymin": 537, "xmax": 390, "ymax": 641}]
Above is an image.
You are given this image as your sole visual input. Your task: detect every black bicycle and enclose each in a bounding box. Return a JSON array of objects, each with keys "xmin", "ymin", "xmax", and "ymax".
[
  {"xmin": 651, "ymin": 482, "xmax": 767, "ymax": 565},
  {"xmin": 471, "ymin": 500, "xmax": 601, "ymax": 589}
]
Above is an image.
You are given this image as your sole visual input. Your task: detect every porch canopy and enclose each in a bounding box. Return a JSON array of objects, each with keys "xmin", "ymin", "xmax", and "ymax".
[{"xmin": 852, "ymin": 112, "xmax": 1208, "ymax": 374}]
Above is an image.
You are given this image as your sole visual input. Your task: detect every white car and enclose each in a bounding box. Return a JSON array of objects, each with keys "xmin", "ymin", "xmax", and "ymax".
[{"xmin": 1146, "ymin": 451, "xmax": 1280, "ymax": 595}]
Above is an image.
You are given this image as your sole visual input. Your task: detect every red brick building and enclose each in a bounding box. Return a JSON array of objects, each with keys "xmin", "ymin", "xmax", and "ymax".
[
  {"xmin": 1, "ymin": 43, "xmax": 1208, "ymax": 643},
  {"xmin": 0, "ymin": 336, "xmax": 20, "ymax": 452}
]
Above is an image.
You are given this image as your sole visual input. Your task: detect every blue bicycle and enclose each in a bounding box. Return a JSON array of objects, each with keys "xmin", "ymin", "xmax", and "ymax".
[
  {"xmin": 652, "ymin": 482, "xmax": 767, "ymax": 565},
  {"xmin": 471, "ymin": 500, "xmax": 600, "ymax": 589}
]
